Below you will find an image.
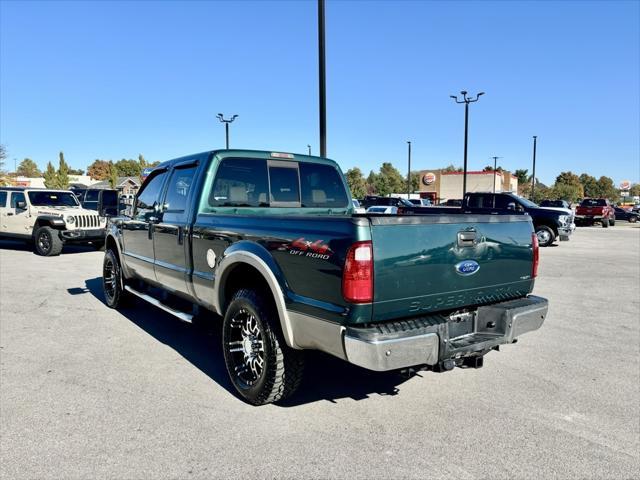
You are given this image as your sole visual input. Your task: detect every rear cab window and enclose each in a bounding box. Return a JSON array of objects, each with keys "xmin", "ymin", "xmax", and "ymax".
[{"xmin": 200, "ymin": 157, "xmax": 349, "ymax": 213}]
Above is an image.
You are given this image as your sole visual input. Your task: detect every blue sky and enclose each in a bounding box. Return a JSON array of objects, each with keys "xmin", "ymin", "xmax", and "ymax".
[{"xmin": 1, "ymin": 0, "xmax": 638, "ymax": 185}]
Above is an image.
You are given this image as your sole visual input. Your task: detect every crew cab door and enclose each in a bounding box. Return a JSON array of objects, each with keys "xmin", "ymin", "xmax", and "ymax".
[
  {"xmin": 5, "ymin": 191, "xmax": 32, "ymax": 236},
  {"xmin": 121, "ymin": 169, "xmax": 168, "ymax": 281},
  {"xmin": 0, "ymin": 191, "xmax": 8, "ymax": 234},
  {"xmin": 153, "ymin": 161, "xmax": 199, "ymax": 295}
]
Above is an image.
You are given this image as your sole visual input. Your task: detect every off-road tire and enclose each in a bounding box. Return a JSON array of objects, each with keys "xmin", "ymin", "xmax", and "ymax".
[
  {"xmin": 222, "ymin": 288, "xmax": 304, "ymax": 405},
  {"xmin": 34, "ymin": 226, "xmax": 64, "ymax": 256},
  {"xmin": 609, "ymin": 218, "xmax": 615, "ymax": 227},
  {"xmin": 102, "ymin": 249, "xmax": 130, "ymax": 308},
  {"xmin": 535, "ymin": 225, "xmax": 555, "ymax": 247},
  {"xmin": 601, "ymin": 218, "xmax": 609, "ymax": 228}
]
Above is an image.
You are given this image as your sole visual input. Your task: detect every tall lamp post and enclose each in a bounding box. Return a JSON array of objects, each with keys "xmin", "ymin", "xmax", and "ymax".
[
  {"xmin": 450, "ymin": 91, "xmax": 485, "ymax": 196},
  {"xmin": 307, "ymin": 145, "xmax": 311, "ymax": 155},
  {"xmin": 318, "ymin": 0, "xmax": 327, "ymax": 157},
  {"xmin": 217, "ymin": 113, "xmax": 238, "ymax": 149},
  {"xmin": 531, "ymin": 136, "xmax": 537, "ymax": 201},
  {"xmin": 491, "ymin": 156, "xmax": 502, "ymax": 193},
  {"xmin": 406, "ymin": 141, "xmax": 412, "ymax": 197}
]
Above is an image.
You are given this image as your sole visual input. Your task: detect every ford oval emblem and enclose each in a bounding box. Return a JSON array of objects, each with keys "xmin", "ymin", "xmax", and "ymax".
[{"xmin": 455, "ymin": 260, "xmax": 480, "ymax": 276}]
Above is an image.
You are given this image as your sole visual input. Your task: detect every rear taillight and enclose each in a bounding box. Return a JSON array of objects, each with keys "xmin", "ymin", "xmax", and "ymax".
[
  {"xmin": 532, "ymin": 233, "xmax": 539, "ymax": 278},
  {"xmin": 342, "ymin": 241, "xmax": 373, "ymax": 303}
]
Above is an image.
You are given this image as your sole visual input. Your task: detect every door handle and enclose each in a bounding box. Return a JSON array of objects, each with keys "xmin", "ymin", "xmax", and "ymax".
[
  {"xmin": 7, "ymin": 213, "xmax": 13, "ymax": 216},
  {"xmin": 457, "ymin": 231, "xmax": 477, "ymax": 248}
]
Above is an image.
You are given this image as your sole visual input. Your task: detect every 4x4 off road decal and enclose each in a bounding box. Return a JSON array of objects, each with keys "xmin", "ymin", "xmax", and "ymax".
[{"xmin": 288, "ymin": 238, "xmax": 332, "ymax": 260}]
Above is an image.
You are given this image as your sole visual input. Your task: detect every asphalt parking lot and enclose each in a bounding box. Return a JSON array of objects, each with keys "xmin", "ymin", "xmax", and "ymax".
[{"xmin": 1, "ymin": 225, "xmax": 639, "ymax": 479}]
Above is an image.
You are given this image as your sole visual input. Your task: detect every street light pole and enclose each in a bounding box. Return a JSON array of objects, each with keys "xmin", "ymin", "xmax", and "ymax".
[
  {"xmin": 318, "ymin": 0, "xmax": 327, "ymax": 157},
  {"xmin": 491, "ymin": 156, "xmax": 501, "ymax": 193},
  {"xmin": 531, "ymin": 136, "xmax": 537, "ymax": 200},
  {"xmin": 307, "ymin": 145, "xmax": 311, "ymax": 155},
  {"xmin": 450, "ymin": 91, "xmax": 485, "ymax": 196},
  {"xmin": 407, "ymin": 141, "xmax": 412, "ymax": 197},
  {"xmin": 216, "ymin": 113, "xmax": 238, "ymax": 149}
]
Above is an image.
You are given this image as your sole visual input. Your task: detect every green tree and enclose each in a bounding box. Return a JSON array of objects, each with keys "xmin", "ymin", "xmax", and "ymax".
[
  {"xmin": 374, "ymin": 162, "xmax": 405, "ymax": 196},
  {"xmin": 345, "ymin": 167, "xmax": 367, "ymax": 199},
  {"xmin": 114, "ymin": 159, "xmax": 142, "ymax": 177},
  {"xmin": 579, "ymin": 173, "xmax": 598, "ymax": 198},
  {"xmin": 409, "ymin": 171, "xmax": 421, "ymax": 192},
  {"xmin": 514, "ymin": 169, "xmax": 529, "ymax": 184},
  {"xmin": 57, "ymin": 151, "xmax": 70, "ymax": 189},
  {"xmin": 595, "ymin": 176, "xmax": 618, "ymax": 202},
  {"xmin": 43, "ymin": 162, "xmax": 57, "ymax": 188},
  {"xmin": 629, "ymin": 183, "xmax": 640, "ymax": 197},
  {"xmin": 68, "ymin": 168, "xmax": 84, "ymax": 175},
  {"xmin": 483, "ymin": 165, "xmax": 503, "ymax": 172},
  {"xmin": 17, "ymin": 158, "xmax": 41, "ymax": 177},
  {"xmin": 108, "ymin": 162, "xmax": 119, "ymax": 189},
  {"xmin": 442, "ymin": 164, "xmax": 463, "ymax": 173},
  {"xmin": 87, "ymin": 160, "xmax": 112, "ymax": 180},
  {"xmin": 0, "ymin": 144, "xmax": 9, "ymax": 186},
  {"xmin": 366, "ymin": 170, "xmax": 377, "ymax": 195},
  {"xmin": 553, "ymin": 171, "xmax": 583, "ymax": 202}
]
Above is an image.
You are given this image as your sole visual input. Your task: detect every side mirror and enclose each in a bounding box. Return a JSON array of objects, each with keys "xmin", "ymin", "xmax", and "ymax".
[
  {"xmin": 98, "ymin": 189, "xmax": 119, "ymax": 217},
  {"xmin": 507, "ymin": 202, "xmax": 516, "ymax": 211},
  {"xmin": 16, "ymin": 200, "xmax": 27, "ymax": 209}
]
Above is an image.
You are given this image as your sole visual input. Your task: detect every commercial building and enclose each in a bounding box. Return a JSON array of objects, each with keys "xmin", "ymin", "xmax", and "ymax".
[{"xmin": 416, "ymin": 169, "xmax": 518, "ymax": 203}]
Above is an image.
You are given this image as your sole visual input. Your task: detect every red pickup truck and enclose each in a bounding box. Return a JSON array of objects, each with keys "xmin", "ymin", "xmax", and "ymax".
[{"xmin": 575, "ymin": 198, "xmax": 615, "ymax": 227}]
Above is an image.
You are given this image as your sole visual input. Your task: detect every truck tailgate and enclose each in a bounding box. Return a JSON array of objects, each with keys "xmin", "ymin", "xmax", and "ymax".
[{"xmin": 369, "ymin": 215, "xmax": 535, "ymax": 321}]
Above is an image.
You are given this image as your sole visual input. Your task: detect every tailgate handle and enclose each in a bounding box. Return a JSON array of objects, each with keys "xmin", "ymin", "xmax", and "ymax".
[{"xmin": 457, "ymin": 231, "xmax": 477, "ymax": 247}]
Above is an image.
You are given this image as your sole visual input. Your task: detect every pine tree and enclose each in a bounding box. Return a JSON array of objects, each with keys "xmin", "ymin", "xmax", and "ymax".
[
  {"xmin": 57, "ymin": 151, "xmax": 69, "ymax": 189},
  {"xmin": 108, "ymin": 162, "xmax": 118, "ymax": 189},
  {"xmin": 43, "ymin": 162, "xmax": 57, "ymax": 188}
]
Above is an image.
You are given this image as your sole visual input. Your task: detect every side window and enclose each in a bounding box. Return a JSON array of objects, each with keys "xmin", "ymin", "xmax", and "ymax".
[
  {"xmin": 163, "ymin": 166, "xmax": 197, "ymax": 212},
  {"xmin": 10, "ymin": 192, "xmax": 26, "ymax": 209},
  {"xmin": 269, "ymin": 165, "xmax": 300, "ymax": 205},
  {"xmin": 207, "ymin": 158, "xmax": 269, "ymax": 209},
  {"xmin": 468, "ymin": 194, "xmax": 492, "ymax": 209},
  {"xmin": 494, "ymin": 195, "xmax": 514, "ymax": 209},
  {"xmin": 134, "ymin": 171, "xmax": 168, "ymax": 220},
  {"xmin": 0, "ymin": 191, "xmax": 7, "ymax": 207},
  {"xmin": 299, "ymin": 163, "xmax": 348, "ymax": 208}
]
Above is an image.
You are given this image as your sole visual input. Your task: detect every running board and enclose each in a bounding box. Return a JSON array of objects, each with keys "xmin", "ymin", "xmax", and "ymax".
[{"xmin": 124, "ymin": 285, "xmax": 193, "ymax": 323}]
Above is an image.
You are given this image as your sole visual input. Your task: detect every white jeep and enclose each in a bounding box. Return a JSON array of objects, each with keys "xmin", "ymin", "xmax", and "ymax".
[{"xmin": 0, "ymin": 187, "xmax": 107, "ymax": 256}]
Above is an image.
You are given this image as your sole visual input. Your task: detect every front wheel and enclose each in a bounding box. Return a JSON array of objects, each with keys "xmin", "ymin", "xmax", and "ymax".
[
  {"xmin": 34, "ymin": 226, "xmax": 64, "ymax": 256},
  {"xmin": 103, "ymin": 249, "xmax": 130, "ymax": 308},
  {"xmin": 601, "ymin": 219, "xmax": 609, "ymax": 228},
  {"xmin": 630, "ymin": 216, "xmax": 638, "ymax": 223},
  {"xmin": 535, "ymin": 225, "xmax": 555, "ymax": 247},
  {"xmin": 609, "ymin": 218, "xmax": 615, "ymax": 226},
  {"xmin": 222, "ymin": 288, "xmax": 304, "ymax": 405}
]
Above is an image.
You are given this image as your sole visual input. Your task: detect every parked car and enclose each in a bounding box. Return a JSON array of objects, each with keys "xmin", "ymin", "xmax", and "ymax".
[
  {"xmin": 360, "ymin": 195, "xmax": 415, "ymax": 209},
  {"xmin": 0, "ymin": 187, "xmax": 108, "ymax": 255},
  {"xmin": 408, "ymin": 198, "xmax": 432, "ymax": 207},
  {"xmin": 540, "ymin": 199, "xmax": 571, "ymax": 209},
  {"xmin": 98, "ymin": 149, "xmax": 547, "ymax": 405},
  {"xmin": 366, "ymin": 206, "xmax": 398, "ymax": 214},
  {"xmin": 575, "ymin": 198, "xmax": 615, "ymax": 227},
  {"xmin": 402, "ymin": 192, "xmax": 575, "ymax": 247},
  {"xmin": 614, "ymin": 206, "xmax": 639, "ymax": 223},
  {"xmin": 351, "ymin": 199, "xmax": 366, "ymax": 213},
  {"xmin": 440, "ymin": 199, "xmax": 463, "ymax": 207}
]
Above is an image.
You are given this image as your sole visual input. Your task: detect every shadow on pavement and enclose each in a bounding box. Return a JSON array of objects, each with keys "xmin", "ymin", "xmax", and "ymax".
[
  {"xmin": 77, "ymin": 276, "xmax": 413, "ymax": 407},
  {"xmin": 0, "ymin": 238, "xmax": 96, "ymax": 255}
]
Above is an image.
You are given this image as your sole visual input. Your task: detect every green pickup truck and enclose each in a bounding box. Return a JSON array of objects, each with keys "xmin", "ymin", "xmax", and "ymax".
[{"xmin": 99, "ymin": 150, "xmax": 548, "ymax": 405}]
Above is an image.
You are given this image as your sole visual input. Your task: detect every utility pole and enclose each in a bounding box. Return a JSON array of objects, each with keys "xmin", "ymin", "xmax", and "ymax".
[
  {"xmin": 450, "ymin": 91, "xmax": 485, "ymax": 196},
  {"xmin": 491, "ymin": 156, "xmax": 502, "ymax": 193},
  {"xmin": 318, "ymin": 0, "xmax": 327, "ymax": 157},
  {"xmin": 407, "ymin": 141, "xmax": 412, "ymax": 197},
  {"xmin": 531, "ymin": 136, "xmax": 537, "ymax": 201},
  {"xmin": 216, "ymin": 113, "xmax": 238, "ymax": 149},
  {"xmin": 307, "ymin": 145, "xmax": 311, "ymax": 155}
]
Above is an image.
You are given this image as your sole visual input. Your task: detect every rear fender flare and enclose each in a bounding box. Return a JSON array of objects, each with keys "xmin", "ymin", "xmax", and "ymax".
[{"xmin": 214, "ymin": 242, "xmax": 298, "ymax": 349}]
